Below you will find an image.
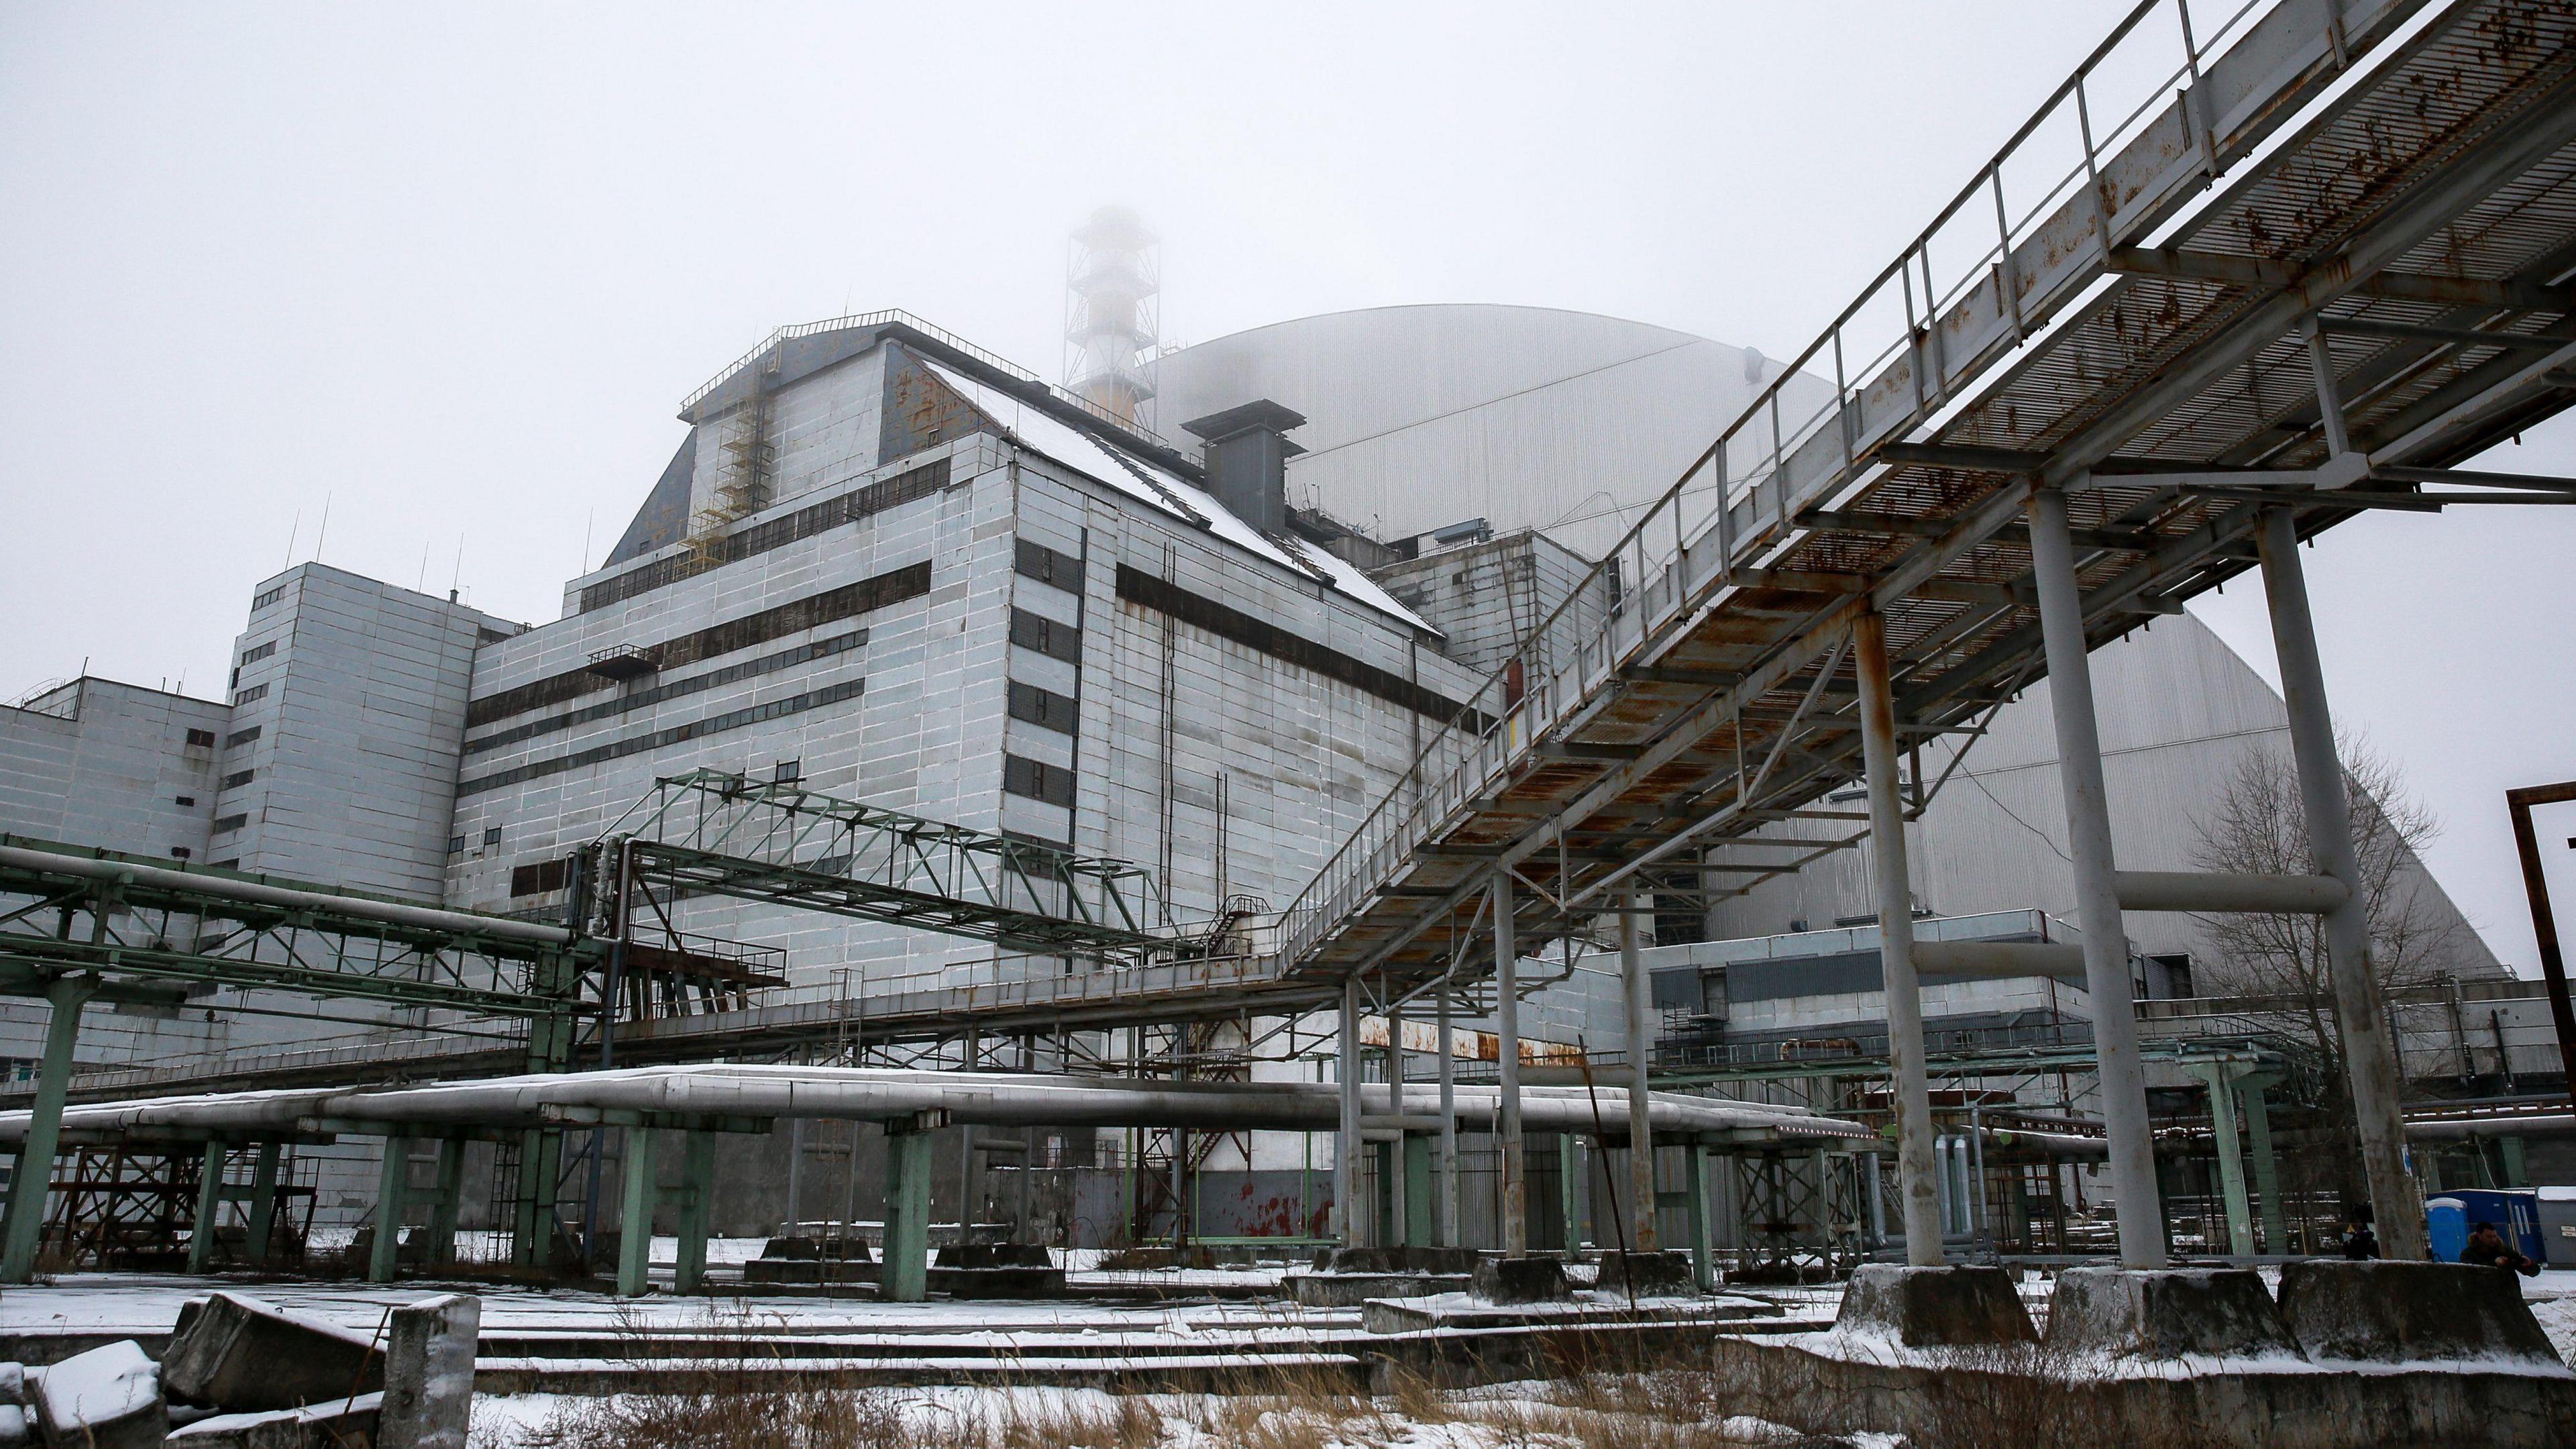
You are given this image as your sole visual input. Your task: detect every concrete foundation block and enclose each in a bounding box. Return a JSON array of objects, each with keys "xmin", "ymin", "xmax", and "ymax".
[
  {"xmin": 1287, "ymin": 1271, "xmax": 1470, "ymax": 1307},
  {"xmin": 378, "ymin": 1294, "xmax": 477, "ymax": 1449},
  {"xmin": 162, "ymin": 1293, "xmax": 385, "ymax": 1412},
  {"xmin": 2046, "ymin": 1267, "xmax": 2300, "ymax": 1360},
  {"xmin": 742, "ymin": 1258, "xmax": 879, "ymax": 1284},
  {"xmin": 1835, "ymin": 1264, "xmax": 2036, "ymax": 1347},
  {"xmin": 1316, "ymin": 1245, "xmax": 1481, "ymax": 1275},
  {"xmin": 1470, "ymin": 1255, "xmax": 1570, "ymax": 1305},
  {"xmin": 30, "ymin": 1340, "xmax": 165, "ymax": 1449},
  {"xmin": 920, "ymin": 1266, "xmax": 1068, "ymax": 1298},
  {"xmin": 1593, "ymin": 1249, "xmax": 1699, "ymax": 1298},
  {"xmin": 934, "ymin": 1243, "xmax": 1052, "ymax": 1269},
  {"xmin": 2275, "ymin": 1260, "xmax": 2561, "ymax": 1366}
]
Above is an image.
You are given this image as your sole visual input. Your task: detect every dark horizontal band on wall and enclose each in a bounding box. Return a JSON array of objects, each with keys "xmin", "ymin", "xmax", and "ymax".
[
  {"xmin": 465, "ymin": 630, "xmax": 866, "ymax": 756},
  {"xmin": 1114, "ymin": 564, "xmax": 1475, "ymax": 726},
  {"xmin": 457, "ymin": 678, "xmax": 865, "ymax": 799},
  {"xmin": 1002, "ymin": 753, "xmax": 1076, "ymax": 808},
  {"xmin": 578, "ymin": 456, "xmax": 951, "ymax": 613},
  {"xmin": 468, "ymin": 561, "xmax": 928, "ymax": 727}
]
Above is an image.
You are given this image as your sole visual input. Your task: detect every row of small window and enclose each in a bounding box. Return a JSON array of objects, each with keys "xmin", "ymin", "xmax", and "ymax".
[
  {"xmin": 447, "ymin": 826, "xmax": 506, "ymax": 853},
  {"xmin": 252, "ymin": 584, "xmax": 286, "ymax": 610}
]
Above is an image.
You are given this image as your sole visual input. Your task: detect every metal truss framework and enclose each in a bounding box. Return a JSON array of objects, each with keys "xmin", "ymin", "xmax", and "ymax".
[
  {"xmin": 1279, "ymin": 0, "xmax": 2576, "ymax": 1013},
  {"xmin": 0, "ymin": 836, "xmax": 589, "ymax": 1043},
  {"xmin": 598, "ymin": 769, "xmax": 1187, "ymax": 965}
]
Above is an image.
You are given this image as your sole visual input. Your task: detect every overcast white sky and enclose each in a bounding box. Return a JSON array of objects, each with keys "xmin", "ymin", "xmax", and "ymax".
[{"xmin": 3, "ymin": 2, "xmax": 2570, "ymax": 971}]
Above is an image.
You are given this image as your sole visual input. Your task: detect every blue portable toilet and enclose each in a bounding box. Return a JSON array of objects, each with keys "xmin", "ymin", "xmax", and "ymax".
[
  {"xmin": 2426, "ymin": 1197, "xmax": 2467, "ymax": 1263},
  {"xmin": 2445, "ymin": 1187, "xmax": 2544, "ymax": 1263}
]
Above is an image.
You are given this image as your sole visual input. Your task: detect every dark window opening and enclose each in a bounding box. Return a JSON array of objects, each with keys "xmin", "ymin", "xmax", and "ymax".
[
  {"xmin": 1006, "ymin": 681, "xmax": 1078, "ymax": 735},
  {"xmin": 1014, "ymin": 539, "xmax": 1086, "ymax": 593},
  {"xmin": 169, "ymin": 847, "xmax": 192, "ymax": 861},
  {"xmin": 184, "ymin": 728, "xmax": 218, "ymax": 748},
  {"xmin": 509, "ymin": 858, "xmax": 573, "ymax": 896},
  {"xmin": 213, "ymin": 814, "xmax": 248, "ymax": 833},
  {"xmin": 773, "ymin": 759, "xmax": 802, "ymax": 784},
  {"xmin": 240, "ymin": 641, "xmax": 276, "ymax": 665},
  {"xmin": 482, "ymin": 826, "xmax": 502, "ymax": 848},
  {"xmin": 252, "ymin": 585, "xmax": 286, "ymax": 610},
  {"xmin": 221, "ymin": 769, "xmax": 254, "ymax": 789},
  {"xmin": 447, "ymin": 835, "xmax": 467, "ymax": 854},
  {"xmin": 1002, "ymin": 754, "xmax": 1076, "ymax": 808},
  {"xmin": 227, "ymin": 725, "xmax": 262, "ymax": 747},
  {"xmin": 1008, "ymin": 608, "xmax": 1083, "ymax": 664},
  {"xmin": 174, "ymin": 795, "xmax": 195, "ymax": 808}
]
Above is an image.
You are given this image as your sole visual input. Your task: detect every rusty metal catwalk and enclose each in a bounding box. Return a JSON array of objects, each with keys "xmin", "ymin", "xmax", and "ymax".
[{"xmin": 1278, "ymin": 0, "xmax": 2576, "ymax": 1003}]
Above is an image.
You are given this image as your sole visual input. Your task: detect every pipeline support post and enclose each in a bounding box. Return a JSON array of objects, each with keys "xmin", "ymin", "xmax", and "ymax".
[
  {"xmin": 187, "ymin": 1142, "xmax": 227, "ymax": 1275},
  {"xmin": 1495, "ymin": 873, "xmax": 1527, "ymax": 1256},
  {"xmin": 370, "ymin": 1137, "xmax": 412, "ymax": 1285},
  {"xmin": 2193, "ymin": 1064, "xmax": 2255, "ymax": 1256},
  {"xmin": 1558, "ymin": 1134, "xmax": 1584, "ymax": 1252},
  {"xmin": 614, "ymin": 1126, "xmax": 657, "ymax": 1297},
  {"xmin": 1436, "ymin": 985, "xmax": 1458, "ymax": 1247},
  {"xmin": 2259, "ymin": 508, "xmax": 2422, "ymax": 1258},
  {"xmin": 882, "ymin": 1114, "xmax": 937, "ymax": 1303},
  {"xmin": 1686, "ymin": 1142, "xmax": 1715, "ymax": 1291},
  {"xmin": 2242, "ymin": 1073, "xmax": 2286, "ymax": 1252},
  {"xmin": 674, "ymin": 1132, "xmax": 715, "ymax": 1294},
  {"xmin": 1854, "ymin": 608, "xmax": 1947, "ymax": 1266},
  {"xmin": 1619, "ymin": 892, "xmax": 1658, "ymax": 1252},
  {"xmin": 2027, "ymin": 488, "xmax": 2166, "ymax": 1269},
  {"xmin": 245, "ymin": 1142, "xmax": 280, "ymax": 1266},
  {"xmin": 424, "ymin": 1138, "xmax": 466, "ymax": 1266},
  {"xmin": 1336, "ymin": 977, "xmax": 1362, "ymax": 1247},
  {"xmin": 2, "ymin": 973, "xmax": 100, "ymax": 1283}
]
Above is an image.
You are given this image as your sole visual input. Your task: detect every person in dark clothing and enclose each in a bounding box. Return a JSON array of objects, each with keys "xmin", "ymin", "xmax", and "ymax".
[
  {"xmin": 2461, "ymin": 1221, "xmax": 2539, "ymax": 1275},
  {"xmin": 2339, "ymin": 1218, "xmax": 2379, "ymax": 1260}
]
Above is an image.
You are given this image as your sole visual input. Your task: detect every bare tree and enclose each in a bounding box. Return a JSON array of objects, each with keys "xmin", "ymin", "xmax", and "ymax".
[{"xmin": 2189, "ymin": 733, "xmax": 2465, "ymax": 1080}]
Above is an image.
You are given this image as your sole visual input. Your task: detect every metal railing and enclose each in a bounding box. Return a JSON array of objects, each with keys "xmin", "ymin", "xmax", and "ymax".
[{"xmin": 1280, "ymin": 0, "xmax": 2308, "ymax": 969}]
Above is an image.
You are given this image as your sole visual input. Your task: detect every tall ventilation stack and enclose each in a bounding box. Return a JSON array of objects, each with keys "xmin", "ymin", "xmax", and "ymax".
[{"xmin": 1063, "ymin": 206, "xmax": 1160, "ymax": 427}]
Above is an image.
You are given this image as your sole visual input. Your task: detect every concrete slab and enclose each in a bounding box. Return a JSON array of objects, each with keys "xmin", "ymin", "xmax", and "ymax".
[
  {"xmin": 161, "ymin": 1293, "xmax": 384, "ymax": 1413},
  {"xmin": 2047, "ymin": 1267, "xmax": 2301, "ymax": 1361},
  {"xmin": 165, "ymin": 1393, "xmax": 381, "ymax": 1449},
  {"xmin": 28, "ymin": 1340, "xmax": 164, "ymax": 1449},
  {"xmin": 2276, "ymin": 1260, "xmax": 2561, "ymax": 1367},
  {"xmin": 1361, "ymin": 1292, "xmax": 1782, "ymax": 1335},
  {"xmin": 1287, "ymin": 1271, "xmax": 1470, "ymax": 1307},
  {"xmin": 1834, "ymin": 1264, "xmax": 2035, "ymax": 1347}
]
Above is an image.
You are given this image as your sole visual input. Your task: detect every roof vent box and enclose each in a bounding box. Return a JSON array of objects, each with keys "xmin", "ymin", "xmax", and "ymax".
[{"xmin": 1181, "ymin": 399, "xmax": 1306, "ymax": 537}]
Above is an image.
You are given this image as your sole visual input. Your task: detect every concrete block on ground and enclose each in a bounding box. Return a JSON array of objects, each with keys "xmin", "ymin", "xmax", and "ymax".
[
  {"xmin": 741, "ymin": 1258, "xmax": 879, "ymax": 1285},
  {"xmin": 28, "ymin": 1340, "xmax": 164, "ymax": 1449},
  {"xmin": 1470, "ymin": 1255, "xmax": 1570, "ymax": 1304},
  {"xmin": 2046, "ymin": 1266, "xmax": 2300, "ymax": 1360},
  {"xmin": 1834, "ymin": 1264, "xmax": 2036, "ymax": 1347},
  {"xmin": 162, "ymin": 1293, "xmax": 384, "ymax": 1412},
  {"xmin": 164, "ymin": 1394, "xmax": 381, "ymax": 1449},
  {"xmin": 2275, "ymin": 1260, "xmax": 2561, "ymax": 1367},
  {"xmin": 1315, "ymin": 1245, "xmax": 1481, "ymax": 1275},
  {"xmin": 1287, "ymin": 1272, "xmax": 1470, "ymax": 1307},
  {"xmin": 379, "ymin": 1294, "xmax": 476, "ymax": 1449},
  {"xmin": 921, "ymin": 1266, "xmax": 1067, "ymax": 1298},
  {"xmin": 0, "ymin": 1403, "xmax": 27, "ymax": 1448},
  {"xmin": 760, "ymin": 1236, "xmax": 873, "ymax": 1263},
  {"xmin": 1593, "ymin": 1249, "xmax": 1698, "ymax": 1298},
  {"xmin": 934, "ymin": 1243, "xmax": 1051, "ymax": 1269}
]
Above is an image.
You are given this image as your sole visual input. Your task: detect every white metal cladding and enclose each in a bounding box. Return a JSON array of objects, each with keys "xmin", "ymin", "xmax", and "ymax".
[
  {"xmin": 0, "ymin": 679, "xmax": 229, "ymax": 865},
  {"xmin": 1150, "ymin": 304, "xmax": 1839, "ymax": 563}
]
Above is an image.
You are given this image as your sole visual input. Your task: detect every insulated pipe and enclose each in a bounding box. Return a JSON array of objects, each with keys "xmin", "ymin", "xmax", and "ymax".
[
  {"xmin": 0, "ymin": 845, "xmax": 576, "ymax": 947},
  {"xmin": 0, "ymin": 1067, "xmax": 1872, "ymax": 1142},
  {"xmin": 2028, "ymin": 486, "xmax": 2166, "ymax": 1270},
  {"xmin": 1856, "ymin": 608, "xmax": 1945, "ymax": 1267},
  {"xmin": 2260, "ymin": 507, "xmax": 2422, "ymax": 1261},
  {"xmin": 2113, "ymin": 870, "xmax": 2349, "ymax": 915}
]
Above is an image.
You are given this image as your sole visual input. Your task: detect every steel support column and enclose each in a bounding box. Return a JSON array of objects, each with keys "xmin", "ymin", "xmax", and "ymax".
[
  {"xmin": 1403, "ymin": 1135, "xmax": 1432, "ymax": 1246},
  {"xmin": 2028, "ymin": 488, "xmax": 2165, "ymax": 1268},
  {"xmin": 1, "ymin": 974, "xmax": 98, "ymax": 1282},
  {"xmin": 2194, "ymin": 1065, "xmax": 2255, "ymax": 1256},
  {"xmin": 187, "ymin": 1142, "xmax": 225, "ymax": 1275},
  {"xmin": 1619, "ymin": 894, "xmax": 1658, "ymax": 1252},
  {"xmin": 2259, "ymin": 508, "xmax": 2422, "ymax": 1260},
  {"xmin": 424, "ymin": 1138, "xmax": 466, "ymax": 1266},
  {"xmin": 1558, "ymin": 1134, "xmax": 1584, "ymax": 1252},
  {"xmin": 1855, "ymin": 608, "xmax": 1946, "ymax": 1266},
  {"xmin": 244, "ymin": 1142, "xmax": 280, "ymax": 1266},
  {"xmin": 1495, "ymin": 874, "xmax": 1526, "ymax": 1256},
  {"xmin": 882, "ymin": 1119, "xmax": 933, "ymax": 1303},
  {"xmin": 1436, "ymin": 985, "xmax": 1458, "ymax": 1248},
  {"xmin": 1687, "ymin": 1142, "xmax": 1715, "ymax": 1291},
  {"xmin": 674, "ymin": 1132, "xmax": 715, "ymax": 1295},
  {"xmin": 2243, "ymin": 1075, "xmax": 2287, "ymax": 1252},
  {"xmin": 369, "ymin": 1137, "xmax": 410, "ymax": 1285},
  {"xmin": 1336, "ymin": 976, "xmax": 1362, "ymax": 1247},
  {"xmin": 616, "ymin": 1126, "xmax": 656, "ymax": 1297}
]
